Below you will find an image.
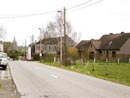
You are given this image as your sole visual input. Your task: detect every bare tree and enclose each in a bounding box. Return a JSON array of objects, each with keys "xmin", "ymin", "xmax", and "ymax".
[
  {"xmin": 46, "ymin": 22, "xmax": 56, "ymax": 38},
  {"xmin": 40, "ymin": 14, "xmax": 79, "ymax": 42}
]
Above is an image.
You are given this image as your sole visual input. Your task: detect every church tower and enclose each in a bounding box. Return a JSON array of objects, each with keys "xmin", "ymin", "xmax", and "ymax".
[{"xmin": 12, "ymin": 37, "xmax": 18, "ymax": 50}]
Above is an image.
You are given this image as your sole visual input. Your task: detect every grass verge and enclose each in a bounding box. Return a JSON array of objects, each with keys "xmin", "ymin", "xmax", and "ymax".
[{"xmin": 41, "ymin": 61, "xmax": 130, "ymax": 86}]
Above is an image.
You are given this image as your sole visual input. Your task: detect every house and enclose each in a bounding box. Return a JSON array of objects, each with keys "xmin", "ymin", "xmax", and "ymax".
[
  {"xmin": 35, "ymin": 35, "xmax": 75, "ymax": 55},
  {"xmin": 76, "ymin": 32, "xmax": 130, "ymax": 62},
  {"xmin": 0, "ymin": 43, "xmax": 3, "ymax": 52}
]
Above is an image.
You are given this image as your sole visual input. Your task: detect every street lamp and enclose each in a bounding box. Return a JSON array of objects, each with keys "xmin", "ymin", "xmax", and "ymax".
[
  {"xmin": 38, "ymin": 28, "xmax": 42, "ymax": 53},
  {"xmin": 57, "ymin": 11, "xmax": 63, "ymax": 64},
  {"xmin": 38, "ymin": 28, "xmax": 42, "ymax": 61}
]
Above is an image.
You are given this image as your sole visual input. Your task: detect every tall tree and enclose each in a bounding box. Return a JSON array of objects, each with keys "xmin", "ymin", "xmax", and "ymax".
[{"xmin": 40, "ymin": 14, "xmax": 80, "ymax": 43}]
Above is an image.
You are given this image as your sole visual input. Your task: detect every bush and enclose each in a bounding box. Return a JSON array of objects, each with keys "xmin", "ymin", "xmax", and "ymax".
[
  {"xmin": 32, "ymin": 53, "xmax": 40, "ymax": 61},
  {"xmin": 7, "ymin": 50, "xmax": 24, "ymax": 60},
  {"xmin": 43, "ymin": 53, "xmax": 56, "ymax": 62}
]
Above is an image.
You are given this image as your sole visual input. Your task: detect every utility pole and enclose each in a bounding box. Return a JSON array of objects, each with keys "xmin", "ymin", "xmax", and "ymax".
[
  {"xmin": 64, "ymin": 7, "xmax": 67, "ymax": 65},
  {"xmin": 25, "ymin": 39, "xmax": 27, "ymax": 60},
  {"xmin": 38, "ymin": 28, "xmax": 42, "ymax": 61},
  {"xmin": 39, "ymin": 28, "xmax": 42, "ymax": 53},
  {"xmin": 57, "ymin": 11, "xmax": 63, "ymax": 64}
]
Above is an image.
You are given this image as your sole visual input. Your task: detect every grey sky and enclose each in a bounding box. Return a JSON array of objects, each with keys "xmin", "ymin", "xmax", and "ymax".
[{"xmin": 0, "ymin": 0, "xmax": 130, "ymax": 45}]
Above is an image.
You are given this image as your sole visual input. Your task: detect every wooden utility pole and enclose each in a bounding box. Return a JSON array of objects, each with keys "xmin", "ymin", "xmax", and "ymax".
[
  {"xmin": 25, "ymin": 39, "xmax": 27, "ymax": 60},
  {"xmin": 57, "ymin": 11, "xmax": 63, "ymax": 64},
  {"xmin": 64, "ymin": 7, "xmax": 67, "ymax": 65}
]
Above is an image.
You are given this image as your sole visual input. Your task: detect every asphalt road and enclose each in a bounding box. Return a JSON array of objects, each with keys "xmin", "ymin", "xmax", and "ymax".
[{"xmin": 9, "ymin": 61, "xmax": 130, "ymax": 98}]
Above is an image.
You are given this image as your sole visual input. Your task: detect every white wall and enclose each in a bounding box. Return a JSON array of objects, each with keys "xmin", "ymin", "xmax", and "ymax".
[{"xmin": 0, "ymin": 43, "xmax": 3, "ymax": 52}]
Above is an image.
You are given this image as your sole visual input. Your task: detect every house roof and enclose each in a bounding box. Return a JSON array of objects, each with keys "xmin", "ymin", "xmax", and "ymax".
[
  {"xmin": 76, "ymin": 40, "xmax": 91, "ymax": 50},
  {"xmin": 42, "ymin": 37, "xmax": 59, "ymax": 45},
  {"xmin": 77, "ymin": 32, "xmax": 130, "ymax": 51},
  {"xmin": 91, "ymin": 40, "xmax": 101, "ymax": 49},
  {"xmin": 36, "ymin": 35, "xmax": 75, "ymax": 46},
  {"xmin": 100, "ymin": 33, "xmax": 130, "ymax": 50}
]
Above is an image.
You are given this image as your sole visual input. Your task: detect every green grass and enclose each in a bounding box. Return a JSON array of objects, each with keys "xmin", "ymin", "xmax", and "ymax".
[{"xmin": 42, "ymin": 61, "xmax": 130, "ymax": 86}]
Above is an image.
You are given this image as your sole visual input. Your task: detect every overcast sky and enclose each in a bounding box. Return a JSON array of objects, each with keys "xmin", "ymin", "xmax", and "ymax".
[{"xmin": 0, "ymin": 0, "xmax": 130, "ymax": 45}]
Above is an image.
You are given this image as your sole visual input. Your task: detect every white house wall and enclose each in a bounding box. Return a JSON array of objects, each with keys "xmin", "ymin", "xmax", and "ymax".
[{"xmin": 0, "ymin": 43, "xmax": 3, "ymax": 52}]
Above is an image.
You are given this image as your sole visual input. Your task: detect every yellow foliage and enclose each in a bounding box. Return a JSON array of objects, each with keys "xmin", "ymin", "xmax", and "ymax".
[{"xmin": 68, "ymin": 47, "xmax": 78, "ymax": 56}]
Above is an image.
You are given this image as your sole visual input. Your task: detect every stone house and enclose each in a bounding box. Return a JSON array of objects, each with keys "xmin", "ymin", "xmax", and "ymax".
[
  {"xmin": 76, "ymin": 32, "xmax": 130, "ymax": 62},
  {"xmin": 35, "ymin": 35, "xmax": 75, "ymax": 55}
]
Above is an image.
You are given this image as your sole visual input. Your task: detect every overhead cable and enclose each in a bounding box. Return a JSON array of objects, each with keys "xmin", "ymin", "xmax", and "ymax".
[
  {"xmin": 0, "ymin": 10, "xmax": 57, "ymax": 19},
  {"xmin": 67, "ymin": 0, "xmax": 103, "ymax": 12},
  {"xmin": 0, "ymin": 0, "xmax": 103, "ymax": 19},
  {"xmin": 67, "ymin": 0, "xmax": 93, "ymax": 10}
]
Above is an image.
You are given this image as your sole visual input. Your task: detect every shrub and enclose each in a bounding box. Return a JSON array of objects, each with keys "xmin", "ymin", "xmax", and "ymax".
[{"xmin": 32, "ymin": 53, "xmax": 40, "ymax": 61}]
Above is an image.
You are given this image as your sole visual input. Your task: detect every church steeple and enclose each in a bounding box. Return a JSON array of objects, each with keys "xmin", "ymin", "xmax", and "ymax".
[{"xmin": 12, "ymin": 37, "xmax": 18, "ymax": 50}]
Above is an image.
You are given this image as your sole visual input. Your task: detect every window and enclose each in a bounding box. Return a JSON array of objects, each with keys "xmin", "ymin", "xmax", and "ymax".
[
  {"xmin": 109, "ymin": 41, "xmax": 112, "ymax": 46},
  {"xmin": 106, "ymin": 51, "xmax": 109, "ymax": 58},
  {"xmin": 54, "ymin": 45, "xmax": 57, "ymax": 50},
  {"xmin": 91, "ymin": 44, "xmax": 92, "ymax": 48},
  {"xmin": 112, "ymin": 51, "xmax": 116, "ymax": 58},
  {"xmin": 49, "ymin": 46, "xmax": 51, "ymax": 51},
  {"xmin": 99, "ymin": 50, "xmax": 102, "ymax": 54}
]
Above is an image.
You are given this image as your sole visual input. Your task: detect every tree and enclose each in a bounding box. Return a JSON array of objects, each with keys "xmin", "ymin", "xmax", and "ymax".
[
  {"xmin": 3, "ymin": 42, "xmax": 12, "ymax": 53},
  {"xmin": 40, "ymin": 14, "xmax": 79, "ymax": 43},
  {"xmin": 68, "ymin": 47, "xmax": 78, "ymax": 64},
  {"xmin": 39, "ymin": 14, "xmax": 80, "ymax": 65},
  {"xmin": 8, "ymin": 50, "xmax": 24, "ymax": 60}
]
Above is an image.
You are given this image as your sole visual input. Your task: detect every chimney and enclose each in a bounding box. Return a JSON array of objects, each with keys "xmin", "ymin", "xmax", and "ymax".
[
  {"xmin": 121, "ymin": 32, "xmax": 125, "ymax": 34},
  {"xmin": 109, "ymin": 33, "xmax": 113, "ymax": 35}
]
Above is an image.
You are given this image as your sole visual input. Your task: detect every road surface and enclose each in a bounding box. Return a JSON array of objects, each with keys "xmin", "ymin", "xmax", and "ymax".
[{"xmin": 9, "ymin": 61, "xmax": 130, "ymax": 98}]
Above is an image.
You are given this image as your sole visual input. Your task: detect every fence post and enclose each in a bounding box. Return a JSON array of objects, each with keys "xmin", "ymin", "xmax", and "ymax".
[
  {"xmin": 106, "ymin": 58, "xmax": 108, "ymax": 63},
  {"xmin": 117, "ymin": 58, "xmax": 120, "ymax": 64},
  {"xmin": 54, "ymin": 57, "xmax": 56, "ymax": 63},
  {"xmin": 92, "ymin": 57, "xmax": 96, "ymax": 71},
  {"xmin": 105, "ymin": 58, "xmax": 109, "ymax": 75}
]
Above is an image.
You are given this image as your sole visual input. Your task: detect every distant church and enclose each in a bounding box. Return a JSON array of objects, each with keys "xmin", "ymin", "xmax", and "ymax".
[{"xmin": 12, "ymin": 37, "xmax": 18, "ymax": 50}]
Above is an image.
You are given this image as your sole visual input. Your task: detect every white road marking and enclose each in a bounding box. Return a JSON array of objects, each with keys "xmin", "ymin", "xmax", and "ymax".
[
  {"xmin": 35, "ymin": 66, "xmax": 40, "ymax": 70},
  {"xmin": 50, "ymin": 74, "xmax": 58, "ymax": 79}
]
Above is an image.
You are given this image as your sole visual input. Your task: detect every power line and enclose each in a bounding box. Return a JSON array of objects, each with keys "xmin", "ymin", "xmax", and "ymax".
[
  {"xmin": 67, "ymin": 0, "xmax": 103, "ymax": 12},
  {"xmin": 0, "ymin": 0, "xmax": 103, "ymax": 19},
  {"xmin": 0, "ymin": 10, "xmax": 57, "ymax": 19},
  {"xmin": 67, "ymin": 0, "xmax": 93, "ymax": 10}
]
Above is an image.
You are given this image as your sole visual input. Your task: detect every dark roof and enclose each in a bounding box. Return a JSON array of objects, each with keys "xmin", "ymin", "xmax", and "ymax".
[
  {"xmin": 76, "ymin": 40, "xmax": 91, "ymax": 50},
  {"xmin": 42, "ymin": 37, "xmax": 59, "ymax": 45},
  {"xmin": 77, "ymin": 32, "xmax": 130, "ymax": 51},
  {"xmin": 36, "ymin": 35, "xmax": 75, "ymax": 46},
  {"xmin": 100, "ymin": 33, "xmax": 130, "ymax": 50},
  {"xmin": 91, "ymin": 40, "xmax": 101, "ymax": 49}
]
